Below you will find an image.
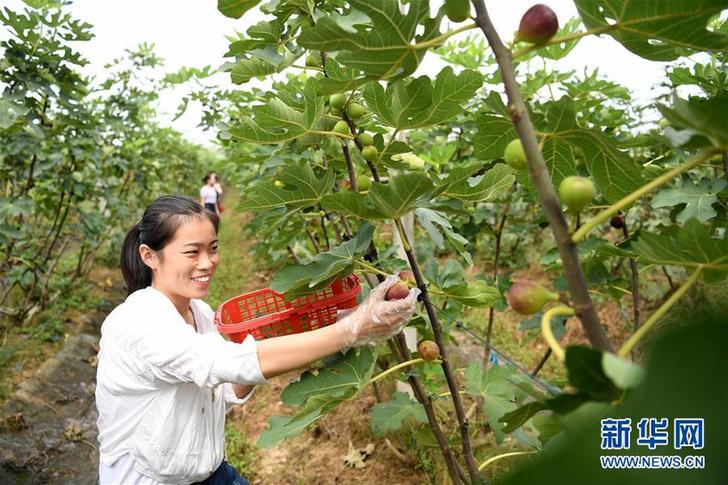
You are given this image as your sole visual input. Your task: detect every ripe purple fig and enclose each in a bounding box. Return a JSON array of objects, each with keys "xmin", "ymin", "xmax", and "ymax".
[
  {"xmin": 610, "ymin": 215, "xmax": 625, "ymax": 229},
  {"xmin": 507, "ymin": 281, "xmax": 559, "ymax": 315},
  {"xmin": 517, "ymin": 4, "xmax": 559, "ymax": 45}
]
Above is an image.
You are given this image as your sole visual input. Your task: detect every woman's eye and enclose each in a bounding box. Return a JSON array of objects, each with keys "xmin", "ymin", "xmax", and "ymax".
[{"xmin": 185, "ymin": 251, "xmax": 198, "ymax": 255}]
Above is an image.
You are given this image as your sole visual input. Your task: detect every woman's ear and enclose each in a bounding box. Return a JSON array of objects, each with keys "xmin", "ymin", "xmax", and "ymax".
[{"xmin": 139, "ymin": 244, "xmax": 158, "ymax": 270}]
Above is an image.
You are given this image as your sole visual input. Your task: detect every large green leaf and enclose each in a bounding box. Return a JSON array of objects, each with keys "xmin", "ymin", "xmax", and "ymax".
[
  {"xmin": 473, "ymin": 114, "xmax": 517, "ymax": 161},
  {"xmin": 320, "ymin": 190, "xmax": 386, "ymax": 220},
  {"xmin": 227, "ymin": 79, "xmax": 326, "ymax": 144},
  {"xmin": 0, "ymin": 96, "xmax": 29, "ymax": 130},
  {"xmin": 217, "ymin": 0, "xmax": 261, "ymax": 19},
  {"xmin": 437, "ymin": 280, "xmax": 501, "ymax": 307},
  {"xmin": 282, "ymin": 347, "xmax": 376, "ymax": 406},
  {"xmin": 362, "ymin": 67, "xmax": 483, "ymax": 129},
  {"xmin": 464, "ymin": 363, "xmax": 518, "ymax": 442},
  {"xmin": 298, "ymin": 0, "xmax": 442, "ymax": 80},
  {"xmin": 542, "ymin": 98, "xmax": 645, "ymax": 202},
  {"xmin": 270, "ymin": 223, "xmax": 375, "ymax": 294},
  {"xmin": 239, "ymin": 162, "xmax": 335, "ymax": 213},
  {"xmin": 651, "ymin": 177, "xmax": 726, "ymax": 224},
  {"xmin": 370, "ymin": 392, "xmax": 428, "ymax": 437},
  {"xmin": 367, "ymin": 172, "xmax": 434, "ymax": 219},
  {"xmin": 474, "ymin": 98, "xmax": 645, "ymax": 202},
  {"xmin": 574, "ymin": 0, "xmax": 728, "ymax": 61},
  {"xmin": 437, "ymin": 163, "xmax": 515, "ymax": 202},
  {"xmin": 257, "ymin": 409, "xmax": 323, "ymax": 448},
  {"xmin": 565, "ymin": 346, "xmax": 621, "ymax": 402},
  {"xmin": 658, "ymin": 94, "xmax": 728, "ymax": 148},
  {"xmin": 632, "ymin": 218, "xmax": 728, "ymax": 284},
  {"xmin": 258, "ymin": 348, "xmax": 376, "ymax": 448},
  {"xmin": 415, "ymin": 208, "xmax": 471, "ymax": 265}
]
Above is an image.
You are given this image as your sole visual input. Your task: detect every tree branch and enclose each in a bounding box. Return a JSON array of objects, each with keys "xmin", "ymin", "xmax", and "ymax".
[{"xmin": 472, "ymin": 0, "xmax": 613, "ymax": 351}]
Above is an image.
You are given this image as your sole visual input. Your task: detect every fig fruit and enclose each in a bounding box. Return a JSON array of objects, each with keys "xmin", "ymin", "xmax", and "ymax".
[
  {"xmin": 273, "ymin": 180, "xmax": 284, "ymax": 188},
  {"xmin": 356, "ymin": 133, "xmax": 374, "ymax": 147},
  {"xmin": 346, "ymin": 102, "xmax": 366, "ymax": 119},
  {"xmin": 504, "ymin": 139, "xmax": 527, "ymax": 169},
  {"xmin": 398, "ymin": 270, "xmax": 415, "ymax": 285},
  {"xmin": 361, "ymin": 145, "xmax": 378, "ymax": 162},
  {"xmin": 658, "ymin": 118, "xmax": 670, "ymax": 129},
  {"xmin": 507, "ymin": 281, "xmax": 559, "ymax": 315},
  {"xmin": 356, "ymin": 174, "xmax": 371, "ymax": 191},
  {"xmin": 517, "ymin": 4, "xmax": 559, "ymax": 45},
  {"xmin": 558, "ymin": 176, "xmax": 596, "ymax": 213},
  {"xmin": 610, "ymin": 215, "xmax": 625, "ymax": 229},
  {"xmin": 445, "ymin": 0, "xmax": 470, "ymax": 23},
  {"xmin": 417, "ymin": 340, "xmax": 440, "ymax": 362},
  {"xmin": 385, "ymin": 282, "xmax": 410, "ymax": 301},
  {"xmin": 329, "ymin": 93, "xmax": 347, "ymax": 110},
  {"xmin": 305, "ymin": 54, "xmax": 319, "ymax": 68},
  {"xmin": 333, "ymin": 120, "xmax": 351, "ymax": 136}
]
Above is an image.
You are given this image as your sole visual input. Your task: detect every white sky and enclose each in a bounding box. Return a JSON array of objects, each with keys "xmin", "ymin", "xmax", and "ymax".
[{"xmin": 3, "ymin": 0, "xmax": 673, "ymax": 147}]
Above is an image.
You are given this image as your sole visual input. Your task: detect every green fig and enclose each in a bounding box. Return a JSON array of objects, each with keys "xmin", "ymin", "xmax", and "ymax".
[
  {"xmin": 445, "ymin": 0, "xmax": 470, "ymax": 23},
  {"xmin": 305, "ymin": 54, "xmax": 319, "ymax": 68},
  {"xmin": 333, "ymin": 120, "xmax": 351, "ymax": 136},
  {"xmin": 356, "ymin": 133, "xmax": 374, "ymax": 147},
  {"xmin": 361, "ymin": 145, "xmax": 378, "ymax": 162},
  {"xmin": 346, "ymin": 102, "xmax": 366, "ymax": 119},
  {"xmin": 356, "ymin": 174, "xmax": 371, "ymax": 191},
  {"xmin": 504, "ymin": 139, "xmax": 527, "ymax": 169},
  {"xmin": 559, "ymin": 176, "xmax": 596, "ymax": 213},
  {"xmin": 507, "ymin": 281, "xmax": 559, "ymax": 315},
  {"xmin": 329, "ymin": 93, "xmax": 347, "ymax": 110}
]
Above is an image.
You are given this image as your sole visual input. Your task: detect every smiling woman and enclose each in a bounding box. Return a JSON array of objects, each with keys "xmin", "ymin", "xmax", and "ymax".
[{"xmin": 95, "ymin": 195, "xmax": 420, "ymax": 484}]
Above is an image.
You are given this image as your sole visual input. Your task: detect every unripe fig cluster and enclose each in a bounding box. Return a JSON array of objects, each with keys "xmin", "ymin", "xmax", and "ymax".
[{"xmin": 506, "ymin": 281, "xmax": 559, "ymax": 315}]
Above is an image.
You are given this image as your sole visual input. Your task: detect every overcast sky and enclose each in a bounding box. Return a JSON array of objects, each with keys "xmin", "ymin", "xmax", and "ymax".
[{"xmin": 3, "ymin": 0, "xmax": 673, "ymax": 147}]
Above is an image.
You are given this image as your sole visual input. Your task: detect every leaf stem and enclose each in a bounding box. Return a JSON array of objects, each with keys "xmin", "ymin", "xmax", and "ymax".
[
  {"xmin": 369, "ymin": 358, "xmax": 438, "ymax": 384},
  {"xmin": 414, "ymin": 22, "xmax": 479, "ymax": 50},
  {"xmin": 512, "ymin": 24, "xmax": 614, "ymax": 59},
  {"xmin": 477, "ymin": 450, "xmax": 537, "ymax": 472},
  {"xmin": 541, "ymin": 306, "xmax": 574, "ymax": 361},
  {"xmin": 617, "ymin": 266, "xmax": 703, "ymax": 358},
  {"xmin": 572, "ymin": 149, "xmax": 718, "ymax": 243},
  {"xmin": 310, "ymin": 130, "xmax": 355, "ymax": 140}
]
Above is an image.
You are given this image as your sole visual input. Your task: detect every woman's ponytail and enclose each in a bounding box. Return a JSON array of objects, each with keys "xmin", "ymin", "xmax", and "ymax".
[{"xmin": 120, "ymin": 223, "xmax": 152, "ymax": 296}]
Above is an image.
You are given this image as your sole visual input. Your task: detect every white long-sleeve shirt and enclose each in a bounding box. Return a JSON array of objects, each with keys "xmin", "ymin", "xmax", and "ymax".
[{"xmin": 95, "ymin": 287, "xmax": 266, "ymax": 484}]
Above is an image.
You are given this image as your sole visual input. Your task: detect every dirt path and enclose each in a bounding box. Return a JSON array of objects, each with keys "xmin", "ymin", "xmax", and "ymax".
[{"xmin": 0, "ymin": 271, "xmax": 125, "ymax": 484}]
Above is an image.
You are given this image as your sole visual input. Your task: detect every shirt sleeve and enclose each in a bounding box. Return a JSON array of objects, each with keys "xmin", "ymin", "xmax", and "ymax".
[
  {"xmin": 223, "ymin": 382, "xmax": 256, "ymax": 413},
  {"xmin": 120, "ymin": 320, "xmax": 267, "ymax": 388}
]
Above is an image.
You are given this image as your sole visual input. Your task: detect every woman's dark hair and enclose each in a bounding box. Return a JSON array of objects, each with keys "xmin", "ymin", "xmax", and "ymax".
[
  {"xmin": 121, "ymin": 195, "xmax": 220, "ymax": 296},
  {"xmin": 203, "ymin": 173, "xmax": 212, "ymax": 184}
]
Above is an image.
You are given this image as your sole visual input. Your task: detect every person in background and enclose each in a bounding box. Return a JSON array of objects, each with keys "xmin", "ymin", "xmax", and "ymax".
[
  {"xmin": 210, "ymin": 172, "xmax": 224, "ymax": 213},
  {"xmin": 200, "ymin": 173, "xmax": 218, "ymax": 215},
  {"xmin": 95, "ymin": 194, "xmax": 418, "ymax": 484}
]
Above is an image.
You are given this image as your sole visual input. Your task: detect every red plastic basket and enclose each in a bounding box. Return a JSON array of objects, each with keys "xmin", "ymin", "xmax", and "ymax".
[{"xmin": 214, "ymin": 275, "xmax": 361, "ymax": 343}]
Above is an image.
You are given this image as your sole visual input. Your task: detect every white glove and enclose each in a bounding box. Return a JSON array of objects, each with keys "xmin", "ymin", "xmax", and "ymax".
[{"xmin": 334, "ymin": 275, "xmax": 421, "ymax": 347}]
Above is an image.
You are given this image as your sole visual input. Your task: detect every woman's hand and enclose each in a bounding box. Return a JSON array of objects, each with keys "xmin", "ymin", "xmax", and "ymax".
[{"xmin": 334, "ymin": 275, "xmax": 420, "ymax": 347}]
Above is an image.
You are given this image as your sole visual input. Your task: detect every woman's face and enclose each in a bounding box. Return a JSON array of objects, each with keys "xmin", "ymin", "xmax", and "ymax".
[{"xmin": 143, "ymin": 216, "xmax": 219, "ymax": 306}]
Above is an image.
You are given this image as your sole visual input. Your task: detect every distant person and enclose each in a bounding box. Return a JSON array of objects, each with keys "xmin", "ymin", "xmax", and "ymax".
[
  {"xmin": 95, "ymin": 194, "xmax": 419, "ymax": 484},
  {"xmin": 200, "ymin": 173, "xmax": 219, "ymax": 215},
  {"xmin": 210, "ymin": 171, "xmax": 224, "ymax": 213}
]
